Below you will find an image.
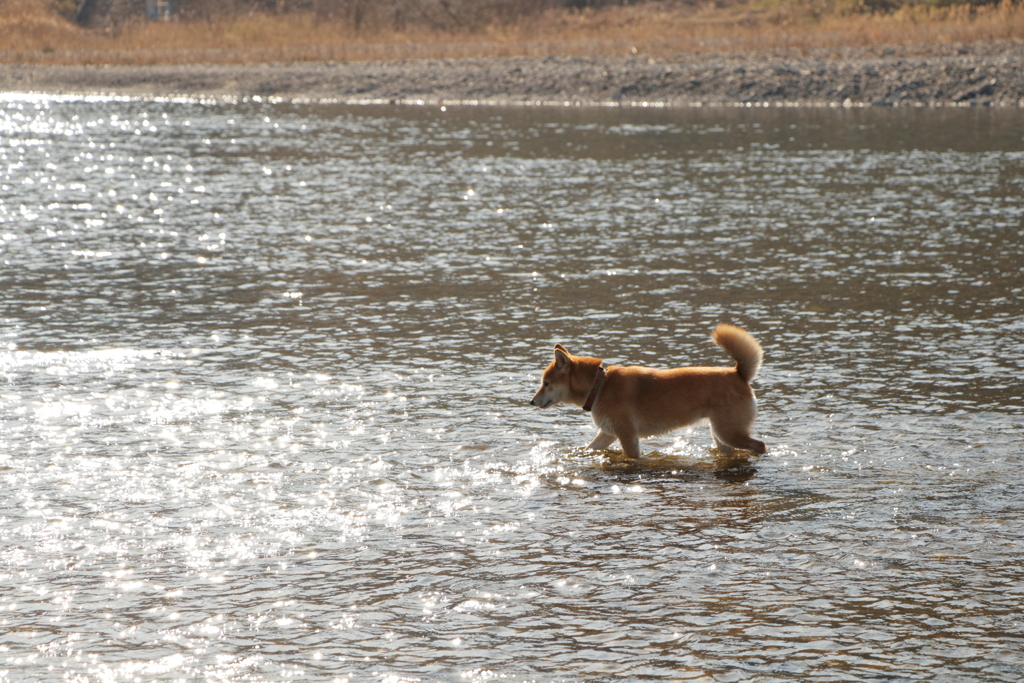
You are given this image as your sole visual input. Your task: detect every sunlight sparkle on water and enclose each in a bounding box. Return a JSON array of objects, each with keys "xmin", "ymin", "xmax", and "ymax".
[{"xmin": 1, "ymin": 94, "xmax": 1023, "ymax": 682}]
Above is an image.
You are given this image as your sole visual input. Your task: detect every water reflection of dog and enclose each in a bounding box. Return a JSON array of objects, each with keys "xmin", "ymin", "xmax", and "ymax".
[
  {"xmin": 530, "ymin": 324, "xmax": 767, "ymax": 460},
  {"xmin": 595, "ymin": 449, "xmax": 758, "ymax": 483}
]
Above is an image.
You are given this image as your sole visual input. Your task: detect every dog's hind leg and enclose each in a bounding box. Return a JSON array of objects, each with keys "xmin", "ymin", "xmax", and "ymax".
[
  {"xmin": 587, "ymin": 431, "xmax": 617, "ymax": 451},
  {"xmin": 711, "ymin": 428, "xmax": 734, "ymax": 456},
  {"xmin": 745, "ymin": 437, "xmax": 767, "ymax": 454},
  {"xmin": 710, "ymin": 398, "xmax": 766, "ymax": 455},
  {"xmin": 616, "ymin": 429, "xmax": 642, "ymax": 460},
  {"xmin": 711, "ymin": 422, "xmax": 766, "ymax": 455}
]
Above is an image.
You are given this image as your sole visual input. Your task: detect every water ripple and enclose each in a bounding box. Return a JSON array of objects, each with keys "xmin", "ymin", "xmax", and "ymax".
[{"xmin": 1, "ymin": 96, "xmax": 1023, "ymax": 682}]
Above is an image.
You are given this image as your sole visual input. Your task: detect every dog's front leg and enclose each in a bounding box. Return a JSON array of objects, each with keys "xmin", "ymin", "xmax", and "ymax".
[
  {"xmin": 617, "ymin": 431, "xmax": 642, "ymax": 459},
  {"xmin": 587, "ymin": 431, "xmax": 617, "ymax": 451}
]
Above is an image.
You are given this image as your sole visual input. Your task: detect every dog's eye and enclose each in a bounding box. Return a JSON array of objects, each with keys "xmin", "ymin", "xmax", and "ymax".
[{"xmin": 543, "ymin": 381, "xmax": 549, "ymax": 387}]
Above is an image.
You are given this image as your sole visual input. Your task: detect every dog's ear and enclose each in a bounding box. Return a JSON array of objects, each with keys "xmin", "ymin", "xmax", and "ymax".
[{"xmin": 554, "ymin": 346, "xmax": 572, "ymax": 371}]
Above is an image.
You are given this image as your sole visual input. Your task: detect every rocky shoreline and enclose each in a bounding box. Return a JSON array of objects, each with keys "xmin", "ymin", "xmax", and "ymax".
[{"xmin": 2, "ymin": 41, "xmax": 1023, "ymax": 107}]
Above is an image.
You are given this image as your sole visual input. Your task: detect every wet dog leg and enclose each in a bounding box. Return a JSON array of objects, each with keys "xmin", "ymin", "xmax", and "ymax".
[{"xmin": 587, "ymin": 431, "xmax": 616, "ymax": 451}]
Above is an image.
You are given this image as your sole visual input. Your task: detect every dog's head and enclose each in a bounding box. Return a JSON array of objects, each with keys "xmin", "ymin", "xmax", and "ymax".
[{"xmin": 529, "ymin": 344, "xmax": 573, "ymax": 408}]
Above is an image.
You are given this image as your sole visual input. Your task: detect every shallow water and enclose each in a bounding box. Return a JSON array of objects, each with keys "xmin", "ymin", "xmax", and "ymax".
[{"xmin": 1, "ymin": 95, "xmax": 1023, "ymax": 682}]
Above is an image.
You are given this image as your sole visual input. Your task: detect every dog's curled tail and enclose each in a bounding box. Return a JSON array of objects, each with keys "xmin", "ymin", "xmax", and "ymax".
[{"xmin": 712, "ymin": 324, "xmax": 763, "ymax": 384}]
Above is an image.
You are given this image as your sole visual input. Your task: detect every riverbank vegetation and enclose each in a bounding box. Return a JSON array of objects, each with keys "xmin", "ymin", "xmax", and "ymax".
[{"xmin": 2, "ymin": 0, "xmax": 1022, "ymax": 64}]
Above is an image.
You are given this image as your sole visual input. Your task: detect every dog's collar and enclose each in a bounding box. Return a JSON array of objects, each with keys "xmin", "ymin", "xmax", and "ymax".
[{"xmin": 582, "ymin": 366, "xmax": 606, "ymax": 412}]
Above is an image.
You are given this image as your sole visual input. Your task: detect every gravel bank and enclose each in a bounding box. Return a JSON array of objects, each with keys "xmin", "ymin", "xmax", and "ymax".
[{"xmin": 2, "ymin": 41, "xmax": 1023, "ymax": 107}]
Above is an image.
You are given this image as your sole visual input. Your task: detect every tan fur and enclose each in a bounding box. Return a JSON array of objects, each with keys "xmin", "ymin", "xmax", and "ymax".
[{"xmin": 529, "ymin": 324, "xmax": 766, "ymax": 459}]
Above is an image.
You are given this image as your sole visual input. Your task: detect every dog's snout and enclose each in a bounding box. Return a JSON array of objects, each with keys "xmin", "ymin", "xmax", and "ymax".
[{"xmin": 529, "ymin": 398, "xmax": 537, "ymax": 406}]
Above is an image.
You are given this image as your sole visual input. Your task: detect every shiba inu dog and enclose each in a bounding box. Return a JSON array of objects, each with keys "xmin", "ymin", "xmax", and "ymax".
[{"xmin": 529, "ymin": 324, "xmax": 766, "ymax": 459}]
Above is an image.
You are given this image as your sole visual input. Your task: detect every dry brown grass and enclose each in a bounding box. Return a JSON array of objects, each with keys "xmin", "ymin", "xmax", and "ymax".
[{"xmin": 1, "ymin": 0, "xmax": 1023, "ymax": 64}]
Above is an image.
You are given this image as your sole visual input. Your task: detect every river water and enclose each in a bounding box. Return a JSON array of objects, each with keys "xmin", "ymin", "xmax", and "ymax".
[{"xmin": 1, "ymin": 94, "xmax": 1023, "ymax": 682}]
